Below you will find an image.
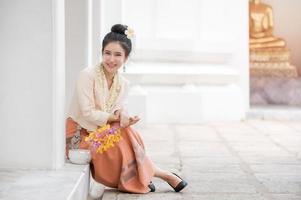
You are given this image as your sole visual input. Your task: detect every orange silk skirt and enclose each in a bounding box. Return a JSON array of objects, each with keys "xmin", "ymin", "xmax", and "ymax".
[{"xmin": 66, "ymin": 118, "xmax": 155, "ymax": 193}]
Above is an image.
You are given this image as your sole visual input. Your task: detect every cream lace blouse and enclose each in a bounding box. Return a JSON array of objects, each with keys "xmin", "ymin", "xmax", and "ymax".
[{"xmin": 68, "ymin": 65, "xmax": 129, "ymax": 131}]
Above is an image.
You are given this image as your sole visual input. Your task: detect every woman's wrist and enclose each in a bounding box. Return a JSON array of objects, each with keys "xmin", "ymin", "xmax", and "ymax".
[{"xmin": 108, "ymin": 113, "xmax": 120, "ymax": 122}]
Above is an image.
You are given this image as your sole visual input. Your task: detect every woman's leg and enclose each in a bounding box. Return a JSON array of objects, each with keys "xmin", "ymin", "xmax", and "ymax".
[{"xmin": 153, "ymin": 165, "xmax": 183, "ymax": 188}]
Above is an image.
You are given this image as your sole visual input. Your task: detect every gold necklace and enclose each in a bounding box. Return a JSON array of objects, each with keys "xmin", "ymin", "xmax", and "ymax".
[{"xmin": 96, "ymin": 64, "xmax": 121, "ymax": 113}]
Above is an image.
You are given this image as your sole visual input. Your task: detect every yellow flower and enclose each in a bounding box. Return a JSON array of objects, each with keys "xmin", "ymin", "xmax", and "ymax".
[
  {"xmin": 86, "ymin": 124, "xmax": 123, "ymax": 154},
  {"xmin": 97, "ymin": 124, "xmax": 110, "ymax": 132},
  {"xmin": 125, "ymin": 27, "xmax": 134, "ymax": 39}
]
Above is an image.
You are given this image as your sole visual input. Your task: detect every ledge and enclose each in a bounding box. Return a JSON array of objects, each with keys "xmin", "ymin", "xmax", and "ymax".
[
  {"xmin": 123, "ymin": 62, "xmax": 239, "ymax": 86},
  {"xmin": 0, "ymin": 163, "xmax": 90, "ymax": 200},
  {"xmin": 248, "ymin": 106, "xmax": 301, "ymax": 121}
]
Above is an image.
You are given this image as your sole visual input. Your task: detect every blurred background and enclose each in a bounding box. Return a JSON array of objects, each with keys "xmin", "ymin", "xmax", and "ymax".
[{"xmin": 0, "ymin": 0, "xmax": 301, "ymax": 168}]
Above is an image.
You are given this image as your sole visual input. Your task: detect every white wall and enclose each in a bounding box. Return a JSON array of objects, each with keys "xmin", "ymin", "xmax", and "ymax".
[
  {"xmin": 265, "ymin": 0, "xmax": 301, "ymax": 75},
  {"xmin": 232, "ymin": 0, "xmax": 250, "ymax": 110},
  {"xmin": 65, "ymin": 0, "xmax": 88, "ymax": 109},
  {"xmin": 90, "ymin": 0, "xmax": 102, "ymax": 67},
  {"xmin": 0, "ymin": 0, "xmax": 59, "ymax": 168},
  {"xmin": 65, "ymin": 0, "xmax": 102, "ymax": 111},
  {"xmin": 102, "ymin": 0, "xmax": 249, "ymax": 122},
  {"xmin": 100, "ymin": 0, "xmax": 122, "ymax": 37}
]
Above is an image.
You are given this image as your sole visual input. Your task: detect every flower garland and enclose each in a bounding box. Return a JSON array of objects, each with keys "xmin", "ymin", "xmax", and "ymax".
[
  {"xmin": 85, "ymin": 124, "xmax": 122, "ymax": 154},
  {"xmin": 95, "ymin": 63, "xmax": 121, "ymax": 113},
  {"xmin": 85, "ymin": 64, "xmax": 122, "ymax": 154}
]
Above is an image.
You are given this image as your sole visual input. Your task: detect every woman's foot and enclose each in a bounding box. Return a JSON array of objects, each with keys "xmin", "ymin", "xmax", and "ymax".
[
  {"xmin": 89, "ymin": 177, "xmax": 104, "ymax": 198},
  {"xmin": 153, "ymin": 166, "xmax": 188, "ymax": 192},
  {"xmin": 148, "ymin": 181, "xmax": 156, "ymax": 192},
  {"xmin": 165, "ymin": 172, "xmax": 188, "ymax": 192}
]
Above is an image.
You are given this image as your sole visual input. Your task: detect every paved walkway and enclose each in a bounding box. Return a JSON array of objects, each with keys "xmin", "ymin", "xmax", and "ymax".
[{"xmin": 102, "ymin": 120, "xmax": 301, "ymax": 200}]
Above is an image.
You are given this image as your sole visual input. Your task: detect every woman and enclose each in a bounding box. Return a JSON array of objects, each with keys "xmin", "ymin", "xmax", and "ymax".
[{"xmin": 66, "ymin": 24, "xmax": 187, "ymax": 194}]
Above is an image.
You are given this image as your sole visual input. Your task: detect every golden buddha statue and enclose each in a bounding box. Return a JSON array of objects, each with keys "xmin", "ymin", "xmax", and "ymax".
[
  {"xmin": 249, "ymin": 0, "xmax": 285, "ymax": 49},
  {"xmin": 249, "ymin": 0, "xmax": 297, "ymax": 78}
]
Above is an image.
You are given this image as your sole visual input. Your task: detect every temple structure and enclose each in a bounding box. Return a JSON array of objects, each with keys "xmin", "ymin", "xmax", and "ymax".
[{"xmin": 249, "ymin": 0, "xmax": 298, "ymax": 78}]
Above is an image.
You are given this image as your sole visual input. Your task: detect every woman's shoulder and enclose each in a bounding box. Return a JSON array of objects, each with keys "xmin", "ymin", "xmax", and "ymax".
[{"xmin": 118, "ymin": 73, "xmax": 130, "ymax": 86}]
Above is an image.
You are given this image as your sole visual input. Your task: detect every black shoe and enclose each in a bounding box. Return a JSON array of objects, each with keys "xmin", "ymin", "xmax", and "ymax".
[
  {"xmin": 168, "ymin": 173, "xmax": 188, "ymax": 192},
  {"xmin": 148, "ymin": 181, "xmax": 156, "ymax": 192}
]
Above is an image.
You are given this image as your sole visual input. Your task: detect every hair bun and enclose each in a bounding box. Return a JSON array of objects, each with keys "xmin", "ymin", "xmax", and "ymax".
[{"xmin": 111, "ymin": 24, "xmax": 127, "ymax": 35}]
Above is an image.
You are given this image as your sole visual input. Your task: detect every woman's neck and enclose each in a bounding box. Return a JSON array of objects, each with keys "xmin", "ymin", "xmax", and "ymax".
[
  {"xmin": 102, "ymin": 67, "xmax": 115, "ymax": 90},
  {"xmin": 102, "ymin": 67, "xmax": 115, "ymax": 82}
]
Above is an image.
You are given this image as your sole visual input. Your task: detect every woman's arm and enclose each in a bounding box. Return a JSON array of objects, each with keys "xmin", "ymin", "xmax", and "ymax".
[
  {"xmin": 112, "ymin": 79, "xmax": 132, "ymax": 127},
  {"xmin": 115, "ymin": 80, "xmax": 140, "ymax": 127},
  {"xmin": 76, "ymin": 70, "xmax": 111, "ymax": 126}
]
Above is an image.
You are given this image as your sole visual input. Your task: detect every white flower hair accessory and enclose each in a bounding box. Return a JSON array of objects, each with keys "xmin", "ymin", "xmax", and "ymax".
[{"xmin": 124, "ymin": 27, "xmax": 134, "ymax": 39}]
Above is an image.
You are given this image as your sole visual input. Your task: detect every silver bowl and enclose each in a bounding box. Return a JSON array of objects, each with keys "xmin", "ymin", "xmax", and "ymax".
[{"xmin": 69, "ymin": 149, "xmax": 91, "ymax": 165}]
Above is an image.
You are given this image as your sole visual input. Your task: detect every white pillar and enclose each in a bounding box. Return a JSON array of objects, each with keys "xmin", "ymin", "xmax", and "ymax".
[
  {"xmin": 52, "ymin": 0, "xmax": 66, "ymax": 169},
  {"xmin": 0, "ymin": 0, "xmax": 65, "ymax": 169},
  {"xmin": 88, "ymin": 0, "xmax": 102, "ymax": 67},
  {"xmin": 65, "ymin": 0, "xmax": 89, "ymax": 109}
]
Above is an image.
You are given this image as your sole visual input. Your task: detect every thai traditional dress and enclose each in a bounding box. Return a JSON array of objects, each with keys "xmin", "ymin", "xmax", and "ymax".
[{"xmin": 66, "ymin": 64, "xmax": 155, "ymax": 193}]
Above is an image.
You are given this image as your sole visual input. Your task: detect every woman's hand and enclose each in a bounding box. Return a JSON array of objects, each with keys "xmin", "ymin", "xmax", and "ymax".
[
  {"xmin": 110, "ymin": 110, "xmax": 140, "ymax": 127},
  {"xmin": 128, "ymin": 116, "xmax": 140, "ymax": 126},
  {"xmin": 107, "ymin": 110, "xmax": 120, "ymax": 123},
  {"xmin": 120, "ymin": 110, "xmax": 130, "ymax": 128}
]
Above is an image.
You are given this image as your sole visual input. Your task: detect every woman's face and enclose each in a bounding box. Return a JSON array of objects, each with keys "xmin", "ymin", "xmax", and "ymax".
[{"xmin": 102, "ymin": 42, "xmax": 127, "ymax": 75}]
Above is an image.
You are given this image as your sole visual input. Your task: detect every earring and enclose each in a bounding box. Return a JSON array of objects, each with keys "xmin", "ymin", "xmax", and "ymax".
[{"xmin": 123, "ymin": 65, "xmax": 126, "ymax": 72}]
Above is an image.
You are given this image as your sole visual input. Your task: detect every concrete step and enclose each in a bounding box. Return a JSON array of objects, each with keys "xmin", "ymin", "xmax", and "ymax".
[
  {"xmin": 248, "ymin": 106, "xmax": 301, "ymax": 121},
  {"xmin": 122, "ymin": 62, "xmax": 245, "ymax": 123},
  {"xmin": 123, "ymin": 62, "xmax": 239, "ymax": 86},
  {"xmin": 0, "ymin": 163, "xmax": 90, "ymax": 200},
  {"xmin": 127, "ymin": 84, "xmax": 244, "ymax": 123}
]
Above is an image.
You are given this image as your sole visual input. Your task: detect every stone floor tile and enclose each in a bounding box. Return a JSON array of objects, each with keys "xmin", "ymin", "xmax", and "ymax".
[
  {"xmin": 271, "ymin": 194, "xmax": 301, "ymax": 200},
  {"xmin": 250, "ymin": 164, "xmax": 301, "ymax": 174},
  {"xmin": 255, "ymin": 174, "xmax": 301, "ymax": 194},
  {"xmin": 182, "ymin": 194, "xmax": 268, "ymax": 200},
  {"xmin": 117, "ymin": 193, "xmax": 182, "ymax": 200}
]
